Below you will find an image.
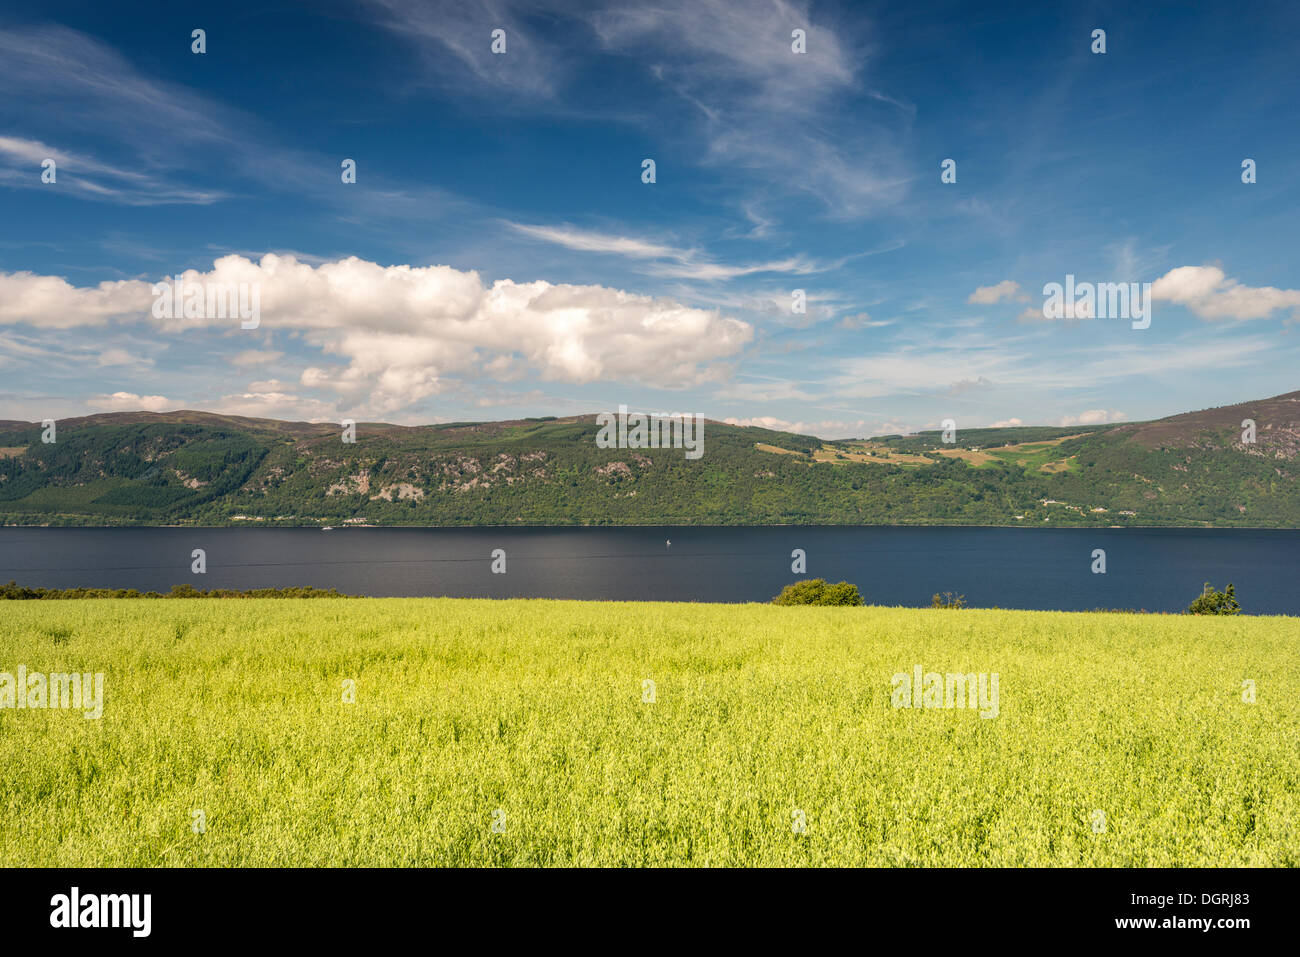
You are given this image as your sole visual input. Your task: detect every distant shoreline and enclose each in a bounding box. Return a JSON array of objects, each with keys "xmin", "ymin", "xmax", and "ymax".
[
  {"xmin": 0, "ymin": 584, "xmax": 1291, "ymax": 618},
  {"xmin": 2, "ymin": 522, "xmax": 1300, "ymax": 532}
]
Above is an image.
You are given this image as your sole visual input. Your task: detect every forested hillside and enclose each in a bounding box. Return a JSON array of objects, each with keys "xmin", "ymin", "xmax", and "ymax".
[{"xmin": 0, "ymin": 392, "xmax": 1296, "ymax": 527}]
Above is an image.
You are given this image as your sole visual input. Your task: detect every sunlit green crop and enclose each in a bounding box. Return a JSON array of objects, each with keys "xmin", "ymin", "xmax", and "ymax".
[{"xmin": 1, "ymin": 598, "xmax": 1296, "ymax": 866}]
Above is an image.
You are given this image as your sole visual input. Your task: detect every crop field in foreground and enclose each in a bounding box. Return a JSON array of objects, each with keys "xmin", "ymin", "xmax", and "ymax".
[{"xmin": 1, "ymin": 598, "xmax": 1297, "ymax": 866}]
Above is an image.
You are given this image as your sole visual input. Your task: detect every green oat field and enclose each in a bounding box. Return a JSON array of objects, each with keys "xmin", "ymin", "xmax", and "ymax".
[{"xmin": 1, "ymin": 598, "xmax": 1297, "ymax": 866}]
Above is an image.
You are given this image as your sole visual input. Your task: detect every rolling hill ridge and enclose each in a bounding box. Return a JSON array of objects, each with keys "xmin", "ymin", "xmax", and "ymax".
[{"xmin": 0, "ymin": 392, "xmax": 1296, "ymax": 527}]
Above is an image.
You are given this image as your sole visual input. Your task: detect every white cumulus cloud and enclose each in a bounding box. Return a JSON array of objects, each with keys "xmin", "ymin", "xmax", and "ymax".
[
  {"xmin": 0, "ymin": 254, "xmax": 754, "ymax": 414},
  {"xmin": 1151, "ymin": 265, "xmax": 1300, "ymax": 321},
  {"xmin": 86, "ymin": 391, "xmax": 172, "ymax": 412},
  {"xmin": 1058, "ymin": 409, "xmax": 1127, "ymax": 427},
  {"xmin": 967, "ymin": 280, "xmax": 1020, "ymax": 304},
  {"xmin": 723, "ymin": 415, "xmax": 868, "ymax": 439}
]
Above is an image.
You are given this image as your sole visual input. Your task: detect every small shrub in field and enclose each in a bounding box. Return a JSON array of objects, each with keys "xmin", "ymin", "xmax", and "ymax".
[
  {"xmin": 931, "ymin": 591, "xmax": 967, "ymax": 609},
  {"xmin": 771, "ymin": 579, "xmax": 864, "ymax": 606},
  {"xmin": 1188, "ymin": 582, "xmax": 1240, "ymax": 615}
]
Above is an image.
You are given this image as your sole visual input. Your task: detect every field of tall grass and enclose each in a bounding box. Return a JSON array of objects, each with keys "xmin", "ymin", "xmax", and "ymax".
[{"xmin": 1, "ymin": 598, "xmax": 1296, "ymax": 866}]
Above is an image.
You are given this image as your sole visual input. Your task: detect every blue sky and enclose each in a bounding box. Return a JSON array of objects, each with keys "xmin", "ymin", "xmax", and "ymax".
[{"xmin": 1, "ymin": 0, "xmax": 1298, "ymax": 437}]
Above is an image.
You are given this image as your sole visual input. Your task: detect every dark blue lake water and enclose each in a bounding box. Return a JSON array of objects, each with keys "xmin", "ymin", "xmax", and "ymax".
[{"xmin": 0, "ymin": 526, "xmax": 1296, "ymax": 613}]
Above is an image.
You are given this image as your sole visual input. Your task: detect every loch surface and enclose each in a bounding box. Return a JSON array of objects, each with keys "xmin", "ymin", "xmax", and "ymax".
[{"xmin": 1, "ymin": 526, "xmax": 1297, "ymax": 613}]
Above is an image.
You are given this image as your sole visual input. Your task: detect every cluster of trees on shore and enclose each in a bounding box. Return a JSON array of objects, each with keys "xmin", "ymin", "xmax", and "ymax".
[
  {"xmin": 0, "ymin": 575, "xmax": 1249, "ymax": 613},
  {"xmin": 769, "ymin": 579, "xmax": 1246, "ymax": 615},
  {"xmin": 0, "ymin": 581, "xmax": 350, "ymax": 600}
]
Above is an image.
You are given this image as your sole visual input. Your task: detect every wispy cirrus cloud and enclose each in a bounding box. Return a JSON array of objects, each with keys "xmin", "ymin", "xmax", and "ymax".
[
  {"xmin": 0, "ymin": 136, "xmax": 226, "ymax": 205},
  {"xmin": 0, "ymin": 25, "xmax": 244, "ymax": 204},
  {"xmin": 714, "ymin": 375, "xmax": 819, "ymax": 404},
  {"xmin": 360, "ymin": 0, "xmax": 569, "ymax": 99},
  {"xmin": 507, "ymin": 221, "xmax": 833, "ymax": 280},
  {"xmin": 816, "ymin": 329, "xmax": 1274, "ymax": 405},
  {"xmin": 362, "ymin": 1, "xmax": 912, "ymax": 219},
  {"xmin": 0, "ymin": 25, "xmax": 468, "ymax": 219},
  {"xmin": 0, "ymin": 25, "xmax": 234, "ymax": 146},
  {"xmin": 588, "ymin": 0, "xmax": 910, "ymax": 217}
]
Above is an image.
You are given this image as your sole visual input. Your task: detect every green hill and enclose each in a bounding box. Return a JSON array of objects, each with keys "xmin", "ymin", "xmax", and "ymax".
[{"xmin": 0, "ymin": 391, "xmax": 1296, "ymax": 527}]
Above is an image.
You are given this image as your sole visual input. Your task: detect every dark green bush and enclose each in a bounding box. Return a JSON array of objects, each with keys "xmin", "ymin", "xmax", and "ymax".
[
  {"xmin": 1188, "ymin": 582, "xmax": 1240, "ymax": 615},
  {"xmin": 771, "ymin": 578, "xmax": 864, "ymax": 606}
]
